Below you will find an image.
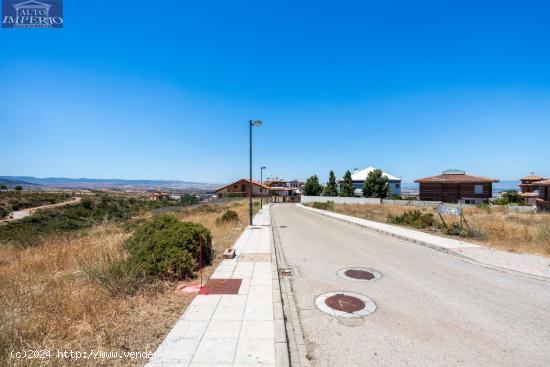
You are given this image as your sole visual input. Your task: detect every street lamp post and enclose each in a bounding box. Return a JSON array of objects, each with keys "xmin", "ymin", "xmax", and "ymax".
[
  {"xmin": 249, "ymin": 120, "xmax": 262, "ymax": 225},
  {"xmin": 260, "ymin": 166, "xmax": 266, "ymax": 209}
]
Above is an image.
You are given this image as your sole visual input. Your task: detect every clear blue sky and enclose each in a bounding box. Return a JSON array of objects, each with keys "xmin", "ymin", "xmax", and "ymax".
[{"xmin": 1, "ymin": 0, "xmax": 549, "ymax": 183}]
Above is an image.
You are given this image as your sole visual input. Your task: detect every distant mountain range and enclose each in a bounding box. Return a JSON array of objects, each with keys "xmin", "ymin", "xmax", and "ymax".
[{"xmin": 0, "ymin": 176, "xmax": 221, "ymax": 192}]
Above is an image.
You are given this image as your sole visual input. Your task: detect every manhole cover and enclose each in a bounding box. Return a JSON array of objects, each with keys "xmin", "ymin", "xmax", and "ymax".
[
  {"xmin": 315, "ymin": 291, "xmax": 376, "ymax": 318},
  {"xmin": 337, "ymin": 267, "xmax": 382, "ymax": 282},
  {"xmin": 202, "ymin": 279, "xmax": 242, "ymax": 295},
  {"xmin": 325, "ymin": 294, "xmax": 365, "ymax": 313}
]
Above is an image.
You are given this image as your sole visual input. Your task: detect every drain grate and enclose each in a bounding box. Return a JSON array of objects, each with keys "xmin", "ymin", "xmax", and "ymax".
[
  {"xmin": 337, "ymin": 267, "xmax": 382, "ymax": 282},
  {"xmin": 202, "ymin": 279, "xmax": 242, "ymax": 295},
  {"xmin": 279, "ymin": 267, "xmax": 294, "ymax": 277}
]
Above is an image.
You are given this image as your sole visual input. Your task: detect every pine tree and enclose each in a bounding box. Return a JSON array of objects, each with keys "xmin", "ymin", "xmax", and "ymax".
[
  {"xmin": 339, "ymin": 170, "xmax": 355, "ymax": 197},
  {"xmin": 323, "ymin": 170, "xmax": 338, "ymax": 197},
  {"xmin": 362, "ymin": 169, "xmax": 390, "ymax": 198},
  {"xmin": 303, "ymin": 175, "xmax": 323, "ymax": 196}
]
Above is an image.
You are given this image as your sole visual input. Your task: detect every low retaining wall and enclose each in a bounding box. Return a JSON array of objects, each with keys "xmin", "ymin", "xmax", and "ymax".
[
  {"xmin": 301, "ymin": 196, "xmax": 441, "ymax": 207},
  {"xmin": 301, "ymin": 196, "xmax": 538, "ymax": 212}
]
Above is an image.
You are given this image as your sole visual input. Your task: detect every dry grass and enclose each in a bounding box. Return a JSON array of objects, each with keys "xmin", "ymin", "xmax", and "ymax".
[
  {"xmin": 328, "ymin": 204, "xmax": 550, "ymax": 256},
  {"xmin": 0, "ymin": 200, "xmax": 252, "ymax": 366}
]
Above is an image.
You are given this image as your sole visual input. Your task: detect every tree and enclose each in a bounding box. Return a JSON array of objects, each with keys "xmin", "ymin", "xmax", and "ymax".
[
  {"xmin": 181, "ymin": 193, "xmax": 199, "ymax": 206},
  {"xmin": 0, "ymin": 184, "xmax": 6, "ymax": 192},
  {"xmin": 323, "ymin": 170, "xmax": 338, "ymax": 197},
  {"xmin": 339, "ymin": 170, "xmax": 355, "ymax": 197},
  {"xmin": 494, "ymin": 190, "xmax": 525, "ymax": 205},
  {"xmin": 362, "ymin": 169, "xmax": 390, "ymax": 198},
  {"xmin": 303, "ymin": 175, "xmax": 323, "ymax": 196},
  {"xmin": 14, "ymin": 185, "xmax": 23, "ymax": 191}
]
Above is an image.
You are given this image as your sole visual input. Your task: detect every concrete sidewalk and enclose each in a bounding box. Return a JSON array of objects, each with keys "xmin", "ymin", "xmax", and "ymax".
[
  {"xmin": 299, "ymin": 204, "xmax": 550, "ymax": 280},
  {"xmin": 147, "ymin": 205, "xmax": 288, "ymax": 367}
]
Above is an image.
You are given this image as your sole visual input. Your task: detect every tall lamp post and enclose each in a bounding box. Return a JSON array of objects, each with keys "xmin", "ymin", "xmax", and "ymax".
[
  {"xmin": 260, "ymin": 166, "xmax": 266, "ymax": 209},
  {"xmin": 249, "ymin": 120, "xmax": 263, "ymax": 225}
]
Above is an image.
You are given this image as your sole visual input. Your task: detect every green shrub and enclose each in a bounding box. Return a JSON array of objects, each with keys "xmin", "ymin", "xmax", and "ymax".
[
  {"xmin": 216, "ymin": 210, "xmax": 239, "ymax": 224},
  {"xmin": 493, "ymin": 190, "xmax": 526, "ymax": 206},
  {"xmin": 181, "ymin": 194, "xmax": 200, "ymax": 206},
  {"xmin": 388, "ymin": 210, "xmax": 435, "ymax": 228},
  {"xmin": 312, "ymin": 201, "xmax": 334, "ymax": 211},
  {"xmin": 81, "ymin": 197, "xmax": 94, "ymax": 210},
  {"xmin": 440, "ymin": 222, "xmax": 480, "ymax": 238},
  {"xmin": 125, "ymin": 215, "xmax": 212, "ymax": 280},
  {"xmin": 79, "ymin": 252, "xmax": 144, "ymax": 296}
]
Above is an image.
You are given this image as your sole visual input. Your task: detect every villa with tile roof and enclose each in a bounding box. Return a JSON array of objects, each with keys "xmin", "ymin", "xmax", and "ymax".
[{"xmin": 415, "ymin": 169, "xmax": 499, "ymax": 204}]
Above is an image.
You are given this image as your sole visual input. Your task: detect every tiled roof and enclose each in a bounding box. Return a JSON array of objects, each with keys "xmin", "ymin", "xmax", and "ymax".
[
  {"xmin": 521, "ymin": 175, "xmax": 547, "ymax": 181},
  {"xmin": 521, "ymin": 192, "xmax": 539, "ymax": 197},
  {"xmin": 537, "ymin": 180, "xmax": 550, "ymax": 186},
  {"xmin": 415, "ymin": 174, "xmax": 499, "ymax": 184},
  {"xmin": 214, "ymin": 178, "xmax": 270, "ymax": 192}
]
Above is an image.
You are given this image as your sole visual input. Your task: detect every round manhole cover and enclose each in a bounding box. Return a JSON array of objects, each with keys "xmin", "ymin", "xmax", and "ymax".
[
  {"xmin": 337, "ymin": 267, "xmax": 382, "ymax": 282},
  {"xmin": 325, "ymin": 294, "xmax": 365, "ymax": 313},
  {"xmin": 315, "ymin": 291, "xmax": 376, "ymax": 318}
]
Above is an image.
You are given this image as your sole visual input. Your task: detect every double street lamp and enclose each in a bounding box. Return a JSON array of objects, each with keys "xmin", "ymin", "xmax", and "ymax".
[{"xmin": 249, "ymin": 120, "xmax": 262, "ymax": 225}]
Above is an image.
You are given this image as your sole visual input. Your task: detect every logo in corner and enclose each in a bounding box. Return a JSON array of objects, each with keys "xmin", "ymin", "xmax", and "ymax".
[{"xmin": 2, "ymin": 0, "xmax": 63, "ymax": 28}]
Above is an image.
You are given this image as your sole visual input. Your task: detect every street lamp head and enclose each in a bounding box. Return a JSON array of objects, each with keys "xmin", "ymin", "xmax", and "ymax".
[
  {"xmin": 251, "ymin": 120, "xmax": 263, "ymax": 126},
  {"xmin": 261, "ymin": 166, "xmax": 266, "ymax": 170}
]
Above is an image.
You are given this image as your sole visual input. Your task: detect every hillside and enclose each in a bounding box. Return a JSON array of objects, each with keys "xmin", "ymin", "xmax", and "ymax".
[{"xmin": 0, "ymin": 176, "xmax": 220, "ymax": 191}]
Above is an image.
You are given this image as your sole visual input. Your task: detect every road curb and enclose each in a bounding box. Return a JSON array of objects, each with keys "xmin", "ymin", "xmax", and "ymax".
[
  {"xmin": 298, "ymin": 204, "xmax": 550, "ymax": 282},
  {"xmin": 271, "ymin": 205, "xmax": 311, "ymax": 367}
]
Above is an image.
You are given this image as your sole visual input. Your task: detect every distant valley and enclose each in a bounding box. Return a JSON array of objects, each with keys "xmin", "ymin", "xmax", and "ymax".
[{"xmin": 0, "ymin": 176, "xmax": 221, "ymax": 192}]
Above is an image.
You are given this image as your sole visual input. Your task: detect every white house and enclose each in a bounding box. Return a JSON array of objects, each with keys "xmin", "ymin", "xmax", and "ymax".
[{"xmin": 346, "ymin": 166, "xmax": 402, "ymax": 196}]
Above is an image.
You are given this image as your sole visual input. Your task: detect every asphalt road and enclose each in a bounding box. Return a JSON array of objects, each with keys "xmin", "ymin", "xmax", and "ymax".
[{"xmin": 271, "ymin": 204, "xmax": 550, "ymax": 367}]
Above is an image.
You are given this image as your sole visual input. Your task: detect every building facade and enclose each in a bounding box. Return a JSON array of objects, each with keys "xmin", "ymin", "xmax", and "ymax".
[
  {"xmin": 415, "ymin": 169, "xmax": 499, "ymax": 204},
  {"xmin": 535, "ymin": 180, "xmax": 550, "ymax": 209},
  {"xmin": 345, "ymin": 167, "xmax": 402, "ymax": 197},
  {"xmin": 214, "ymin": 179, "xmax": 269, "ymax": 198}
]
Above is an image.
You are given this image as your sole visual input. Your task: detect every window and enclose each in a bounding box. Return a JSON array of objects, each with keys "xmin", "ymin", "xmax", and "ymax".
[
  {"xmin": 395, "ymin": 183, "xmax": 401, "ymax": 189},
  {"xmin": 241, "ymin": 184, "xmax": 246, "ymax": 192},
  {"xmin": 474, "ymin": 185, "xmax": 483, "ymax": 194}
]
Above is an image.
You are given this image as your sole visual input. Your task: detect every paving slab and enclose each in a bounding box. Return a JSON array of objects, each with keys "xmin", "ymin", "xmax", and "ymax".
[{"xmin": 146, "ymin": 205, "xmax": 284, "ymax": 366}]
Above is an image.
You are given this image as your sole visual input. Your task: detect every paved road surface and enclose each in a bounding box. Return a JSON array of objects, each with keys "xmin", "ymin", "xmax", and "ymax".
[{"xmin": 271, "ymin": 204, "xmax": 550, "ymax": 367}]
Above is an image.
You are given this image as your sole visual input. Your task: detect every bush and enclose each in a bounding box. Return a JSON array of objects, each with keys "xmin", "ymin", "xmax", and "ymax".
[
  {"xmin": 80, "ymin": 197, "xmax": 94, "ymax": 210},
  {"xmin": 312, "ymin": 201, "xmax": 334, "ymax": 211},
  {"xmin": 441, "ymin": 222, "xmax": 480, "ymax": 238},
  {"xmin": 216, "ymin": 210, "xmax": 240, "ymax": 224},
  {"xmin": 80, "ymin": 252, "xmax": 144, "ymax": 296},
  {"xmin": 388, "ymin": 210, "xmax": 435, "ymax": 228},
  {"xmin": 476, "ymin": 202, "xmax": 491, "ymax": 211},
  {"xmin": 125, "ymin": 215, "xmax": 212, "ymax": 280},
  {"xmin": 494, "ymin": 190, "xmax": 526, "ymax": 206},
  {"xmin": 181, "ymin": 193, "xmax": 199, "ymax": 206}
]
